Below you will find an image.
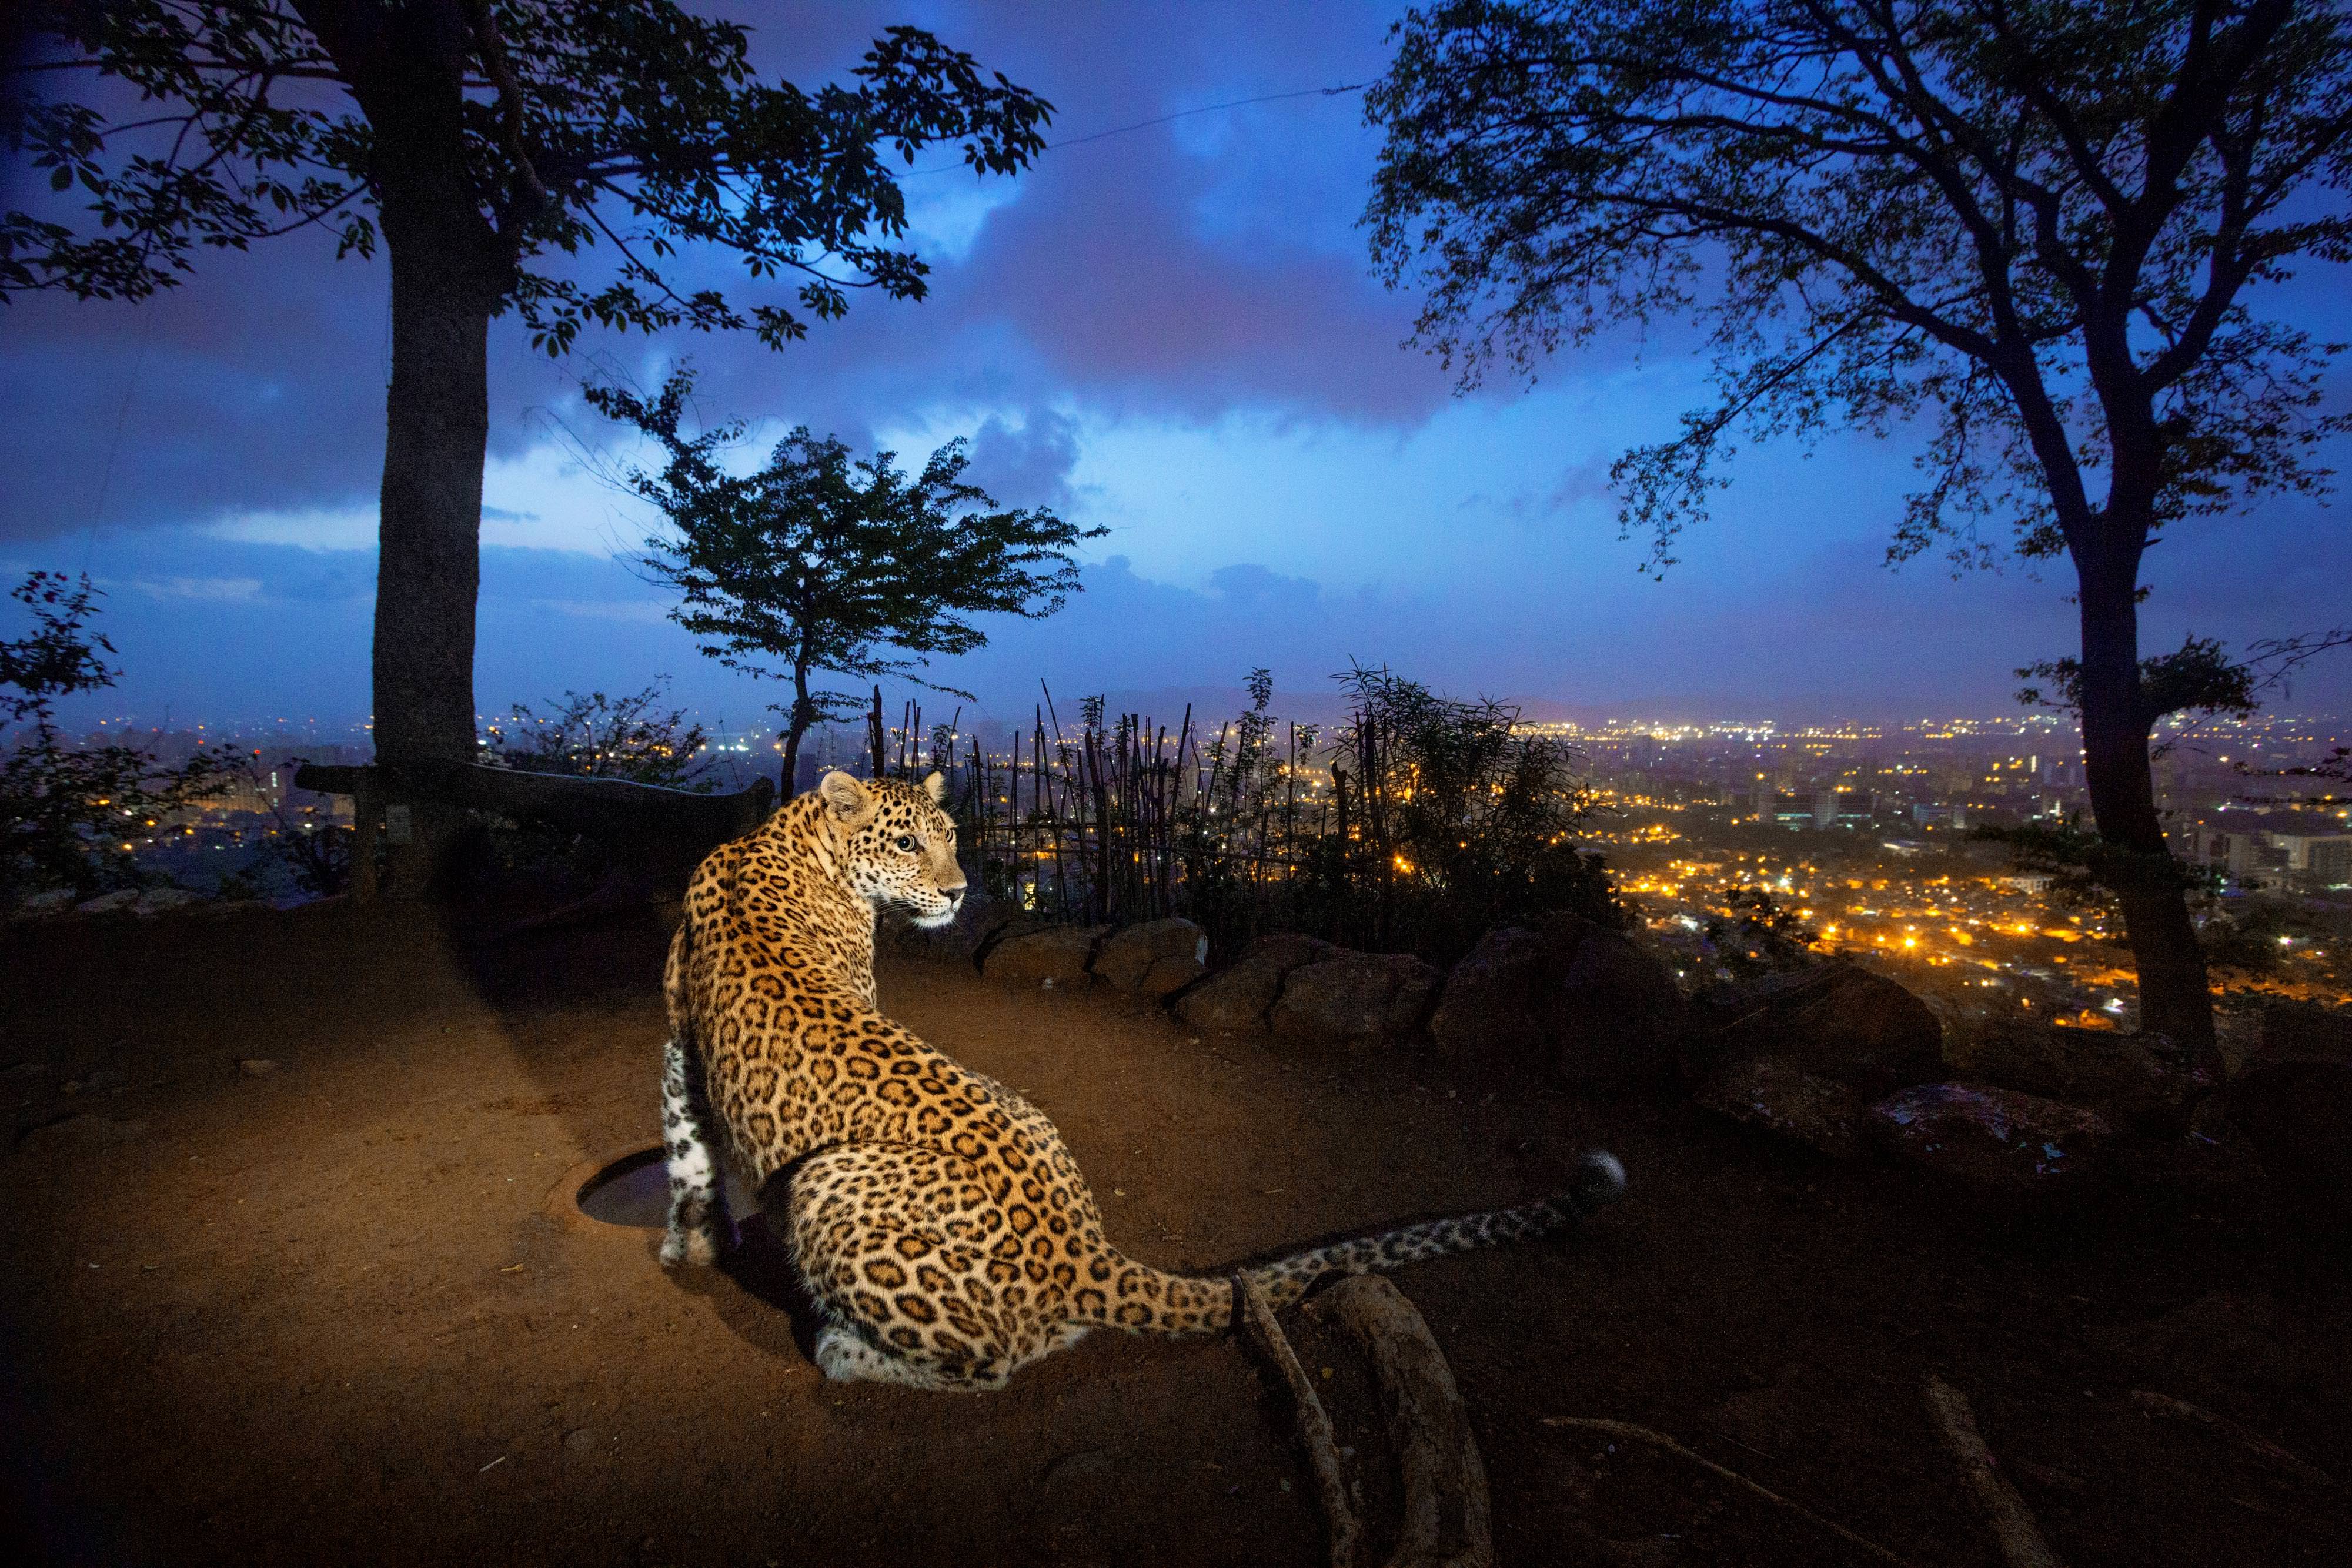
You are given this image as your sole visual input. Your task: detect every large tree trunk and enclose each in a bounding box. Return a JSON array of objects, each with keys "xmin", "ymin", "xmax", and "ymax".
[
  {"xmin": 2073, "ymin": 543, "xmax": 2217, "ymax": 1071},
  {"xmin": 324, "ymin": 0, "xmax": 512, "ymax": 898},
  {"xmin": 373, "ymin": 208, "xmax": 497, "ymax": 895}
]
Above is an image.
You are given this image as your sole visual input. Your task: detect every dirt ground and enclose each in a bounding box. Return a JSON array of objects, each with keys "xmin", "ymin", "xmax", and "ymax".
[{"xmin": 3, "ymin": 901, "xmax": 2346, "ymax": 1567}]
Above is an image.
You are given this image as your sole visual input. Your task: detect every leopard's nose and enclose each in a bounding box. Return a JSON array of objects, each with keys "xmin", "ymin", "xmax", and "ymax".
[{"xmin": 944, "ymin": 887, "xmax": 966, "ymax": 911}]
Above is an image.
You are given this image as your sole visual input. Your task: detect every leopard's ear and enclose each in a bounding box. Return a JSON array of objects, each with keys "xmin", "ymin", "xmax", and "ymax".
[
  {"xmin": 818, "ymin": 770, "xmax": 875, "ymax": 823},
  {"xmin": 921, "ymin": 770, "xmax": 947, "ymax": 804}
]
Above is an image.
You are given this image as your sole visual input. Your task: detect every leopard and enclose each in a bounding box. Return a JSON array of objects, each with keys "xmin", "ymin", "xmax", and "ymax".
[{"xmin": 658, "ymin": 767, "xmax": 1626, "ymax": 1392}]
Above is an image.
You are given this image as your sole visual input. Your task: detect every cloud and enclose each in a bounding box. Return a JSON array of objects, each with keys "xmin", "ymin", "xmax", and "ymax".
[{"xmin": 962, "ymin": 407, "xmax": 1088, "ymax": 514}]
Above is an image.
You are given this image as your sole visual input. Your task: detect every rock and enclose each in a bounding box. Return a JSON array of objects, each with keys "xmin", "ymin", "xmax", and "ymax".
[
  {"xmin": 1135, "ymin": 953, "xmax": 1206, "ymax": 997},
  {"xmin": 1269, "ymin": 950, "xmax": 1442, "ymax": 1052},
  {"xmin": 2226, "ymin": 1004, "xmax": 2352, "ymax": 1228},
  {"xmin": 1172, "ymin": 933, "xmax": 1335, "ymax": 1035},
  {"xmin": 1090, "ymin": 918, "xmax": 1207, "ymax": 992},
  {"xmin": 132, "ymin": 887, "xmax": 204, "ymax": 917},
  {"xmin": 15, "ymin": 1114, "xmax": 149, "ymax": 1156},
  {"xmin": 1869, "ymin": 1082, "xmax": 2113, "ymax": 1195},
  {"xmin": 1945, "ymin": 1021, "xmax": 2208, "ymax": 1132},
  {"xmin": 1547, "ymin": 914, "xmax": 1688, "ymax": 1090},
  {"xmin": 1695, "ymin": 1058, "xmax": 1867, "ymax": 1159},
  {"xmin": 2116, "ymin": 1095, "xmax": 2267, "ymax": 1208},
  {"xmin": 562, "ymin": 1427, "xmax": 599, "ymax": 1452},
  {"xmin": 981, "ymin": 924, "xmax": 1112, "ymax": 990},
  {"xmin": 240, "ymin": 1058, "xmax": 280, "ymax": 1078},
  {"xmin": 9, "ymin": 888, "xmax": 78, "ymax": 921},
  {"xmin": 1429, "ymin": 918, "xmax": 1686, "ymax": 1088},
  {"xmin": 2094, "ymin": 1290, "xmax": 2333, "ymax": 1402},
  {"xmin": 1693, "ymin": 963, "xmax": 1942, "ymax": 1095},
  {"xmin": 1428, "ymin": 926, "xmax": 1553, "ymax": 1075},
  {"xmin": 73, "ymin": 890, "xmax": 142, "ymax": 917}
]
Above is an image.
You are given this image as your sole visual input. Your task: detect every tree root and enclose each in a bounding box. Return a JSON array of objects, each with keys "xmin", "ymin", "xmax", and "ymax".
[
  {"xmin": 1234, "ymin": 1272, "xmax": 1363, "ymax": 1568},
  {"xmin": 1922, "ymin": 1375, "xmax": 2066, "ymax": 1568},
  {"xmin": 1311, "ymin": 1277, "xmax": 1492, "ymax": 1568},
  {"xmin": 2127, "ymin": 1389, "xmax": 2337, "ymax": 1490},
  {"xmin": 1539, "ymin": 1416, "xmax": 1919, "ymax": 1568}
]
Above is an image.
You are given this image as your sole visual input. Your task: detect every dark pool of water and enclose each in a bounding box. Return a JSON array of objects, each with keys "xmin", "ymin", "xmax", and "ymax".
[{"xmin": 576, "ymin": 1148, "xmax": 761, "ymax": 1229}]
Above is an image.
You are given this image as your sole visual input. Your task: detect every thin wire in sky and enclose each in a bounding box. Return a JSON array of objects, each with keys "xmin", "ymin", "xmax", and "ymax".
[{"xmin": 905, "ymin": 81, "xmax": 1370, "ymax": 178}]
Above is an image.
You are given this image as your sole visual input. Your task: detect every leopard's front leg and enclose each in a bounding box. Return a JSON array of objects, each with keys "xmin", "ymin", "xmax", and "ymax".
[{"xmin": 659, "ymin": 1035, "xmax": 732, "ymax": 1267}]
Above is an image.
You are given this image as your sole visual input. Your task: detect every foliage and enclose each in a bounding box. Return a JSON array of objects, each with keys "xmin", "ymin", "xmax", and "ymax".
[
  {"xmin": 2198, "ymin": 895, "xmax": 2321, "ymax": 978},
  {"xmin": 7, "ymin": 2, "xmax": 1054, "ymax": 352},
  {"xmin": 1320, "ymin": 663, "xmax": 1622, "ymax": 961},
  {"xmin": 1, "ymin": 572, "xmax": 232, "ymax": 903},
  {"xmin": 1366, "ymin": 0, "xmax": 2352, "ymax": 573},
  {"xmin": 1704, "ymin": 887, "xmax": 1820, "ymax": 979},
  {"xmin": 2016, "ymin": 635, "xmax": 2261, "ymax": 729},
  {"xmin": 587, "ymin": 367, "xmax": 1103, "ymax": 784},
  {"xmin": 484, "ymin": 681, "xmax": 712, "ymax": 790}
]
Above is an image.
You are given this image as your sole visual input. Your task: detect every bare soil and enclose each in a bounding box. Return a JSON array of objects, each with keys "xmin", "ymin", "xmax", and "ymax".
[{"xmin": 2, "ymin": 902, "xmax": 2346, "ymax": 1567}]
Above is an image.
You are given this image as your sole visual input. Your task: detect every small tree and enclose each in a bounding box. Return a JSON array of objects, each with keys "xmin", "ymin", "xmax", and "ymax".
[
  {"xmin": 1, "ymin": 572, "xmax": 231, "ymax": 903},
  {"xmin": 1366, "ymin": 0, "xmax": 2352, "ymax": 1065},
  {"xmin": 11, "ymin": 2, "xmax": 1050, "ymax": 891},
  {"xmin": 485, "ymin": 681, "xmax": 711, "ymax": 790},
  {"xmin": 587, "ymin": 368, "xmax": 1105, "ymax": 792}
]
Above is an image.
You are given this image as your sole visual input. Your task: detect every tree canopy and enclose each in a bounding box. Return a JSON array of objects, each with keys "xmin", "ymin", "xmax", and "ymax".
[
  {"xmin": 587, "ymin": 367, "xmax": 1105, "ymax": 789},
  {"xmin": 1367, "ymin": 0, "xmax": 2351, "ymax": 574},
  {"xmin": 7, "ymin": 0, "xmax": 1053, "ymax": 351}
]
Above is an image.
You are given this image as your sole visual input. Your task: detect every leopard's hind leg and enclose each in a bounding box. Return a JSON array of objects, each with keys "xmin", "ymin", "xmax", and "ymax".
[{"xmin": 659, "ymin": 1035, "xmax": 732, "ymax": 1267}]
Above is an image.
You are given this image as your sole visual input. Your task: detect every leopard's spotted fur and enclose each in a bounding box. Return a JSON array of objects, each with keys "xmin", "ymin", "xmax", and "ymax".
[{"xmin": 660, "ymin": 768, "xmax": 1626, "ymax": 1392}]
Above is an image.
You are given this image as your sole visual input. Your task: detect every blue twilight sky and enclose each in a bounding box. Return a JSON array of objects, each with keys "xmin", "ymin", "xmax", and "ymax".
[{"xmin": 4, "ymin": 1, "xmax": 2348, "ymax": 737}]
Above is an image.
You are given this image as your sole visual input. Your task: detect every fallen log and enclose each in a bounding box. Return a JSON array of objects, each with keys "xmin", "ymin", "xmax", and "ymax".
[{"xmin": 1308, "ymin": 1276, "xmax": 1491, "ymax": 1568}]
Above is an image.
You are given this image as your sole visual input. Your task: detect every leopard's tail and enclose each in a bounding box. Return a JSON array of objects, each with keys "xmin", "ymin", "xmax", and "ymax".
[{"xmin": 1073, "ymin": 1149, "xmax": 1626, "ymax": 1338}]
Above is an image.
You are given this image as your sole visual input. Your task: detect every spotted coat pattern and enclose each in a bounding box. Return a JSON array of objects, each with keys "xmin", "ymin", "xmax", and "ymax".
[{"xmin": 659, "ymin": 769, "xmax": 1626, "ymax": 1392}]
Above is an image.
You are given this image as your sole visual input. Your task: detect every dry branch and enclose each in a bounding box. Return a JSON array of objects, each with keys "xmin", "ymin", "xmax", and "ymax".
[
  {"xmin": 1922, "ymin": 1375, "xmax": 2066, "ymax": 1568},
  {"xmin": 1312, "ymin": 1278, "xmax": 1492, "ymax": 1568},
  {"xmin": 1233, "ymin": 1272, "xmax": 1363, "ymax": 1568},
  {"xmin": 2127, "ymin": 1389, "xmax": 2337, "ymax": 1490},
  {"xmin": 1539, "ymin": 1417, "xmax": 1917, "ymax": 1568}
]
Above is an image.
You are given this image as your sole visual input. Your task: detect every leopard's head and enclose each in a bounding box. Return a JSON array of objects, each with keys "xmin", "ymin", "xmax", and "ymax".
[{"xmin": 817, "ymin": 769, "xmax": 968, "ymax": 928}]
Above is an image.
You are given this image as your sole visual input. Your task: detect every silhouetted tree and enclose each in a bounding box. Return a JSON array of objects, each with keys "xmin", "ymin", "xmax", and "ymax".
[
  {"xmin": 1367, "ymin": 0, "xmax": 2352, "ymax": 1064},
  {"xmin": 1, "ymin": 572, "xmax": 231, "ymax": 902},
  {"xmin": 8, "ymin": 1, "xmax": 1049, "ymax": 891},
  {"xmin": 589, "ymin": 368, "xmax": 1104, "ymax": 793}
]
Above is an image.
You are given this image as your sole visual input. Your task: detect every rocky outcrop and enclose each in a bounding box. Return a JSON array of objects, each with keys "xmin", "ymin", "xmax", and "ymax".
[
  {"xmin": 1690, "ymin": 964, "xmax": 1942, "ymax": 1095},
  {"xmin": 981, "ymin": 923, "xmax": 1112, "ymax": 990},
  {"xmin": 1090, "ymin": 918, "xmax": 1207, "ymax": 996},
  {"xmin": 1694, "ymin": 1058, "xmax": 1867, "ymax": 1159},
  {"xmin": 1944, "ymin": 1021, "xmax": 2208, "ymax": 1134},
  {"xmin": 1428, "ymin": 915, "xmax": 1685, "ymax": 1089},
  {"xmin": 1869, "ymin": 1082, "xmax": 2113, "ymax": 1196},
  {"xmin": 1172, "ymin": 934, "xmax": 1335, "ymax": 1035},
  {"xmin": 1269, "ymin": 950, "xmax": 1444, "ymax": 1052}
]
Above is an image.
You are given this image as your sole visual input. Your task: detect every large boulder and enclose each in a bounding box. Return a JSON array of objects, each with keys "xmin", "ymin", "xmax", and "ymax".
[
  {"xmin": 1548, "ymin": 913, "xmax": 1688, "ymax": 1089},
  {"xmin": 981, "ymin": 924, "xmax": 1112, "ymax": 990},
  {"xmin": 1429, "ymin": 915, "xmax": 1686, "ymax": 1088},
  {"xmin": 1695, "ymin": 1058, "xmax": 1867, "ymax": 1159},
  {"xmin": 1091, "ymin": 918, "xmax": 1208, "ymax": 994},
  {"xmin": 1270, "ymin": 950, "xmax": 1444, "ymax": 1052},
  {"xmin": 1172, "ymin": 933, "xmax": 1335, "ymax": 1035},
  {"xmin": 1692, "ymin": 964, "xmax": 1942, "ymax": 1095},
  {"xmin": 1869, "ymin": 1082, "xmax": 2114, "ymax": 1196},
  {"xmin": 1428, "ymin": 926, "xmax": 1553, "ymax": 1075},
  {"xmin": 1945, "ymin": 1021, "xmax": 2210, "ymax": 1134},
  {"xmin": 2226, "ymin": 1004, "xmax": 2352, "ymax": 1230}
]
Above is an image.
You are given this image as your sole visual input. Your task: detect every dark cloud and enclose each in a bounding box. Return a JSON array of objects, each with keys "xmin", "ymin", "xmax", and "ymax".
[{"xmin": 961, "ymin": 408, "xmax": 1085, "ymax": 514}]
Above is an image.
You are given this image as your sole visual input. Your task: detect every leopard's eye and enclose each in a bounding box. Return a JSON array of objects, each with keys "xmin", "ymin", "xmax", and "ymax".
[{"xmin": 895, "ymin": 835, "xmax": 915, "ymax": 852}]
